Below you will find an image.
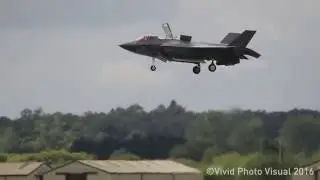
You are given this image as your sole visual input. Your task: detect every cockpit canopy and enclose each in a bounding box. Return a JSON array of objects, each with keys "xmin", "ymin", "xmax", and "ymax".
[{"xmin": 135, "ymin": 35, "xmax": 159, "ymax": 42}]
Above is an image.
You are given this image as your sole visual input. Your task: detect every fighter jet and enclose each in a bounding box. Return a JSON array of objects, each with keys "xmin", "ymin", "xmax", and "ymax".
[{"xmin": 119, "ymin": 23, "xmax": 261, "ymax": 74}]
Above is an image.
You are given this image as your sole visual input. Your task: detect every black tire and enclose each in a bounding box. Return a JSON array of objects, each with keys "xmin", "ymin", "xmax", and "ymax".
[
  {"xmin": 208, "ymin": 63, "xmax": 216, "ymax": 72},
  {"xmin": 193, "ymin": 66, "xmax": 200, "ymax": 74},
  {"xmin": 150, "ymin": 65, "xmax": 156, "ymax": 71}
]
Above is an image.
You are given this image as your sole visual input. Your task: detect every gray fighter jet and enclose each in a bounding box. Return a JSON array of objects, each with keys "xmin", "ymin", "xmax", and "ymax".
[{"xmin": 119, "ymin": 23, "xmax": 261, "ymax": 74}]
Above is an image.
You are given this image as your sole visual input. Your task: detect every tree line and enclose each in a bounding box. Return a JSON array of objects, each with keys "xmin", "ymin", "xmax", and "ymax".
[{"xmin": 1, "ymin": 100, "xmax": 320, "ymax": 179}]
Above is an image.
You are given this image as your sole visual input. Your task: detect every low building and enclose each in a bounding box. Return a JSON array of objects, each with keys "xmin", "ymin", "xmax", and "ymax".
[
  {"xmin": 42, "ymin": 160, "xmax": 202, "ymax": 180},
  {"xmin": 291, "ymin": 161, "xmax": 320, "ymax": 180},
  {"xmin": 0, "ymin": 162, "xmax": 51, "ymax": 180}
]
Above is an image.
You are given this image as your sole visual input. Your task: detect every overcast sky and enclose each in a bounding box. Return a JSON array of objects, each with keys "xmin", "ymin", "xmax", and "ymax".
[{"xmin": 0, "ymin": 0, "xmax": 319, "ymax": 118}]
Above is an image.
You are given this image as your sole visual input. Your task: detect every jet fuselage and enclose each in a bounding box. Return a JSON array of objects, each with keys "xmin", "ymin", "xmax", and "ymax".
[
  {"xmin": 120, "ymin": 36, "xmax": 259, "ymax": 65},
  {"xmin": 119, "ymin": 24, "xmax": 261, "ymax": 74}
]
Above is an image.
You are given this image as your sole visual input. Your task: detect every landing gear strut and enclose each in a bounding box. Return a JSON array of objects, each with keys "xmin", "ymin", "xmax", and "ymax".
[
  {"xmin": 193, "ymin": 64, "xmax": 201, "ymax": 74},
  {"xmin": 208, "ymin": 61, "xmax": 216, "ymax": 72},
  {"xmin": 150, "ymin": 57, "xmax": 156, "ymax": 71}
]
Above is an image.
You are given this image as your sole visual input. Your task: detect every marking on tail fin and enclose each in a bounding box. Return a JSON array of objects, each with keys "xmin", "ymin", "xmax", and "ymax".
[{"xmin": 229, "ymin": 30, "xmax": 256, "ymax": 47}]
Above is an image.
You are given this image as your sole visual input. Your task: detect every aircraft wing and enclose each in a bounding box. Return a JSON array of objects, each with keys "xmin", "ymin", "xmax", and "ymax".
[
  {"xmin": 188, "ymin": 43, "xmax": 228, "ymax": 48},
  {"xmin": 162, "ymin": 23, "xmax": 174, "ymax": 39},
  {"xmin": 156, "ymin": 55, "xmax": 169, "ymax": 62},
  {"xmin": 161, "ymin": 41, "xmax": 228, "ymax": 48}
]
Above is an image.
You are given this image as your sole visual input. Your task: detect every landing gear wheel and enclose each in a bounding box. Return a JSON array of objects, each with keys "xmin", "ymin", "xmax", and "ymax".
[
  {"xmin": 193, "ymin": 65, "xmax": 200, "ymax": 74},
  {"xmin": 150, "ymin": 65, "xmax": 156, "ymax": 71},
  {"xmin": 208, "ymin": 63, "xmax": 216, "ymax": 72}
]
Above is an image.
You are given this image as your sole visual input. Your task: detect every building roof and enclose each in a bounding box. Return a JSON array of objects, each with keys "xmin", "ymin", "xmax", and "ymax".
[
  {"xmin": 0, "ymin": 162, "xmax": 44, "ymax": 176},
  {"xmin": 78, "ymin": 160, "xmax": 201, "ymax": 174}
]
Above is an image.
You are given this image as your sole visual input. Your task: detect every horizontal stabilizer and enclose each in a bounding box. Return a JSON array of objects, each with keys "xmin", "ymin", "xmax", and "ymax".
[
  {"xmin": 239, "ymin": 55, "xmax": 248, "ymax": 59},
  {"xmin": 220, "ymin": 33, "xmax": 241, "ymax": 44},
  {"xmin": 243, "ymin": 48, "xmax": 261, "ymax": 58}
]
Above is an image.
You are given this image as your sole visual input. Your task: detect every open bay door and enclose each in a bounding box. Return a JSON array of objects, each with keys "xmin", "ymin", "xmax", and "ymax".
[{"xmin": 162, "ymin": 23, "xmax": 174, "ymax": 39}]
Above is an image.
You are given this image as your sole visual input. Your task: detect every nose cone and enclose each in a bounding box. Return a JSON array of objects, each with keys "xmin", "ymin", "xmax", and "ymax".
[
  {"xmin": 119, "ymin": 43, "xmax": 128, "ymax": 50},
  {"xmin": 119, "ymin": 42, "xmax": 137, "ymax": 52}
]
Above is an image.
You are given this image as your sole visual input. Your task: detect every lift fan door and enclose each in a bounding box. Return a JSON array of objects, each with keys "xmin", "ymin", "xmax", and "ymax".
[{"xmin": 180, "ymin": 35, "xmax": 192, "ymax": 42}]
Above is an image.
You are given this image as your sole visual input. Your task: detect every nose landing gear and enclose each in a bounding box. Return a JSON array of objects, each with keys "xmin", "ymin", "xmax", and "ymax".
[
  {"xmin": 150, "ymin": 57, "xmax": 156, "ymax": 71},
  {"xmin": 150, "ymin": 65, "xmax": 156, "ymax": 71}
]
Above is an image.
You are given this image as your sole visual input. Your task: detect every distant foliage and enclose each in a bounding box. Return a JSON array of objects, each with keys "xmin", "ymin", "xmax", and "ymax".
[
  {"xmin": 109, "ymin": 148, "xmax": 140, "ymax": 160},
  {"xmin": 0, "ymin": 153, "xmax": 7, "ymax": 162},
  {"xmin": 0, "ymin": 100, "xmax": 319, "ymax": 177},
  {"xmin": 2, "ymin": 150, "xmax": 94, "ymax": 165}
]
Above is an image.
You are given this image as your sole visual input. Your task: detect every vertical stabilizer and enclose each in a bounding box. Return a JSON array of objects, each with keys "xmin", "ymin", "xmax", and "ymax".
[
  {"xmin": 220, "ymin": 33, "xmax": 241, "ymax": 44},
  {"xmin": 228, "ymin": 30, "xmax": 256, "ymax": 47}
]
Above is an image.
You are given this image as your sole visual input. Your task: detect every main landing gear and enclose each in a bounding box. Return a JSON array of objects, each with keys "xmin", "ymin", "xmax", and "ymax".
[
  {"xmin": 208, "ymin": 62, "xmax": 216, "ymax": 72},
  {"xmin": 193, "ymin": 64, "xmax": 201, "ymax": 74},
  {"xmin": 192, "ymin": 61, "xmax": 217, "ymax": 74}
]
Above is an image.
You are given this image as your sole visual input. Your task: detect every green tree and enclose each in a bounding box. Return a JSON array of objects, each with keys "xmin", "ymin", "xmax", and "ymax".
[
  {"xmin": 109, "ymin": 148, "xmax": 140, "ymax": 160},
  {"xmin": 280, "ymin": 115, "xmax": 320, "ymax": 154}
]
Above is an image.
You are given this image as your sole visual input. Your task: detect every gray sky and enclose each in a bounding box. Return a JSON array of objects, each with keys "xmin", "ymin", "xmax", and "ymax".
[{"xmin": 0, "ymin": 0, "xmax": 319, "ymax": 118}]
